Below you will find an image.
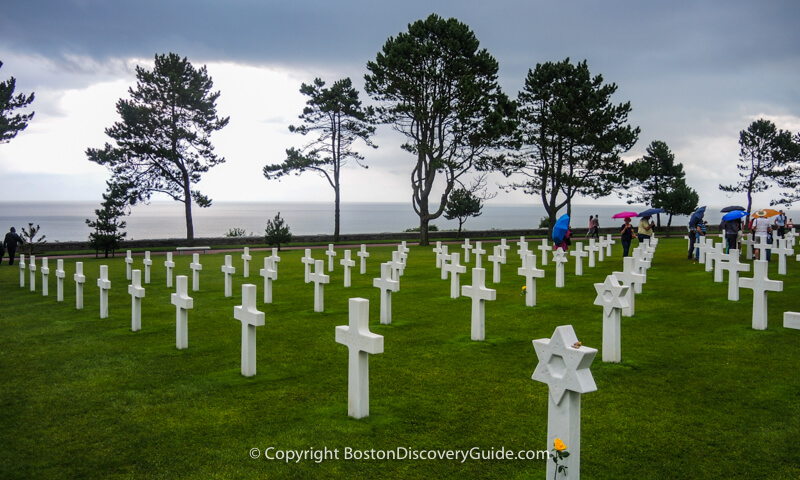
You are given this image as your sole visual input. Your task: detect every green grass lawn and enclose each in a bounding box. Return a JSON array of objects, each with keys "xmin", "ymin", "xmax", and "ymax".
[{"xmin": 1, "ymin": 238, "xmax": 799, "ymax": 479}]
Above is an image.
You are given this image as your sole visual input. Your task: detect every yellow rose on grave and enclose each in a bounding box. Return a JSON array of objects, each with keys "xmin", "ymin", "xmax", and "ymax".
[
  {"xmin": 554, "ymin": 438, "xmax": 567, "ymax": 452},
  {"xmin": 522, "ymin": 286, "xmax": 527, "ymax": 291}
]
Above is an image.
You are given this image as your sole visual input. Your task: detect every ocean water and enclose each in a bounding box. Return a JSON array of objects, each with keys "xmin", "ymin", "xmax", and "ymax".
[{"xmin": 0, "ymin": 200, "xmax": 777, "ymax": 242}]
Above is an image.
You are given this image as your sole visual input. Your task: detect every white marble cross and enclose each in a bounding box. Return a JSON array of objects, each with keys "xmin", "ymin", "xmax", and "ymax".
[
  {"xmin": 310, "ymin": 259, "xmax": 330, "ymax": 313},
  {"xmin": 631, "ymin": 249, "xmax": 650, "ymax": 293},
  {"xmin": 517, "ymin": 253, "xmax": 545, "ymax": 307},
  {"xmin": 125, "ymin": 250, "xmax": 133, "ymax": 280},
  {"xmin": 373, "ymin": 262, "xmax": 399, "ymax": 324},
  {"xmin": 259, "ymin": 257, "xmax": 277, "ymax": 304},
  {"xmin": 221, "ymin": 255, "xmax": 235, "ymax": 297},
  {"xmin": 462, "ymin": 238, "xmax": 472, "ymax": 263},
  {"xmin": 97, "ymin": 265, "xmax": 111, "ymax": 319},
  {"xmin": 754, "ymin": 235, "xmax": 773, "ymax": 260},
  {"xmin": 399, "ymin": 240, "xmax": 410, "ymax": 256},
  {"xmin": 357, "ymin": 244, "xmax": 370, "ymax": 274},
  {"xmin": 596, "ymin": 237, "xmax": 606, "ymax": 262},
  {"xmin": 74, "ymin": 261, "xmax": 85, "ymax": 310},
  {"xmin": 586, "ymin": 239, "xmax": 599, "ymax": 268},
  {"xmin": 445, "ymin": 252, "xmax": 467, "ymax": 299},
  {"xmin": 532, "ymin": 325, "xmax": 597, "ymax": 480},
  {"xmin": 389, "ymin": 250, "xmax": 405, "ymax": 281},
  {"xmin": 705, "ymin": 241, "xmax": 722, "ymax": 273},
  {"xmin": 241, "ymin": 247, "xmax": 252, "ymax": 278},
  {"xmin": 473, "ymin": 241, "xmax": 486, "ymax": 268},
  {"xmin": 29, "ymin": 255, "xmax": 36, "ymax": 292},
  {"xmin": 613, "ymin": 257, "xmax": 645, "ymax": 317},
  {"xmin": 439, "ymin": 245, "xmax": 450, "ymax": 280},
  {"xmin": 605, "ymin": 234, "xmax": 616, "ymax": 257},
  {"xmin": 594, "ymin": 275, "xmax": 630, "ymax": 363},
  {"xmin": 55, "ymin": 259, "xmax": 65, "ymax": 302},
  {"xmin": 18, "ymin": 254, "xmax": 25, "ymax": 288},
  {"xmin": 164, "ymin": 252, "xmax": 175, "ymax": 288},
  {"xmin": 498, "ymin": 238, "xmax": 511, "ymax": 259},
  {"xmin": 739, "ymin": 260, "xmax": 783, "ymax": 330},
  {"xmin": 695, "ymin": 236, "xmax": 709, "ymax": 263},
  {"xmin": 488, "ymin": 245, "xmax": 506, "ymax": 283},
  {"xmin": 301, "ymin": 249, "xmax": 315, "ymax": 283},
  {"xmin": 772, "ymin": 238, "xmax": 793, "ymax": 275},
  {"xmin": 171, "ymin": 275, "xmax": 193, "ymax": 349},
  {"xmin": 740, "ymin": 233, "xmax": 754, "ymax": 260},
  {"xmin": 713, "ymin": 244, "xmax": 728, "ymax": 283},
  {"xmin": 553, "ymin": 249, "xmax": 568, "ymax": 288},
  {"xmin": 570, "ymin": 242, "xmax": 588, "ymax": 276},
  {"xmin": 537, "ymin": 239, "xmax": 550, "ymax": 265},
  {"xmin": 269, "ymin": 247, "xmax": 281, "ymax": 279},
  {"xmin": 143, "ymin": 251, "xmax": 152, "ymax": 284},
  {"xmin": 461, "ymin": 267, "xmax": 496, "ymax": 341},
  {"xmin": 128, "ymin": 269, "xmax": 145, "ymax": 332},
  {"xmin": 190, "ymin": 253, "xmax": 202, "ymax": 292},
  {"xmin": 40, "ymin": 257, "xmax": 50, "ymax": 296},
  {"xmin": 432, "ymin": 241, "xmax": 445, "ymax": 268},
  {"xmin": 326, "ymin": 244, "xmax": 337, "ymax": 272},
  {"xmin": 340, "ymin": 250, "xmax": 356, "ymax": 287},
  {"xmin": 719, "ymin": 249, "xmax": 750, "ymax": 301},
  {"xmin": 335, "ymin": 297, "xmax": 384, "ymax": 419},
  {"xmin": 234, "ymin": 284, "xmax": 265, "ymax": 377},
  {"xmin": 517, "ymin": 238, "xmax": 530, "ymax": 264},
  {"xmin": 395, "ymin": 244, "xmax": 408, "ymax": 267}
]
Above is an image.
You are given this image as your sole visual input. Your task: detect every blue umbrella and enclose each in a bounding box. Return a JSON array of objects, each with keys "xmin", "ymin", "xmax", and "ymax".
[
  {"xmin": 638, "ymin": 208, "xmax": 666, "ymax": 217},
  {"xmin": 722, "ymin": 210, "xmax": 747, "ymax": 221},
  {"xmin": 552, "ymin": 214, "xmax": 570, "ymax": 244},
  {"xmin": 690, "ymin": 206, "xmax": 706, "ymax": 225}
]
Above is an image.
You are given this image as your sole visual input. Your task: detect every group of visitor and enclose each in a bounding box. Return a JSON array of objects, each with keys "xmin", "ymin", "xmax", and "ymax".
[{"xmin": 688, "ymin": 209, "xmax": 791, "ymax": 261}]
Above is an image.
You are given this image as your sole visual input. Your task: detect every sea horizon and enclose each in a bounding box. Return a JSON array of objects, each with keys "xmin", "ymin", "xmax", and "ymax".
[{"xmin": 0, "ymin": 200, "xmax": 793, "ymax": 243}]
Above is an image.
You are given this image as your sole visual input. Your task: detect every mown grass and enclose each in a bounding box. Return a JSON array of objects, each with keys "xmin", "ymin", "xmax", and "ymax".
[{"xmin": 1, "ymin": 238, "xmax": 798, "ymax": 479}]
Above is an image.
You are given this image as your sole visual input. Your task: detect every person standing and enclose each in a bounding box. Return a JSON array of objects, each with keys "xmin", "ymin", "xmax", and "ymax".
[
  {"xmin": 724, "ymin": 218, "xmax": 741, "ymax": 253},
  {"xmin": 775, "ymin": 210, "xmax": 787, "ymax": 238},
  {"xmin": 620, "ymin": 217, "xmax": 636, "ymax": 257},
  {"xmin": 3, "ymin": 227, "xmax": 24, "ymax": 266},
  {"xmin": 637, "ymin": 215, "xmax": 654, "ymax": 244},
  {"xmin": 688, "ymin": 210, "xmax": 704, "ymax": 260},
  {"xmin": 751, "ymin": 211, "xmax": 771, "ymax": 260},
  {"xmin": 591, "ymin": 215, "xmax": 600, "ymax": 240},
  {"xmin": 586, "ymin": 216, "xmax": 593, "ymax": 237}
]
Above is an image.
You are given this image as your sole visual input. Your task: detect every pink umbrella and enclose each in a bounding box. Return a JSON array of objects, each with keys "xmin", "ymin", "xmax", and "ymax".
[{"xmin": 612, "ymin": 211, "xmax": 638, "ymax": 219}]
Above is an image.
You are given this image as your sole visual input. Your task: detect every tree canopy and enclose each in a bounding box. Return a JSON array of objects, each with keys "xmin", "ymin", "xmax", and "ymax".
[
  {"xmin": 86, "ymin": 181, "xmax": 133, "ymax": 257},
  {"xmin": 86, "ymin": 53, "xmax": 229, "ymax": 243},
  {"xmin": 508, "ymin": 58, "xmax": 639, "ymax": 231},
  {"xmin": 364, "ymin": 14, "xmax": 516, "ymax": 245},
  {"xmin": 719, "ymin": 118, "xmax": 800, "ymax": 219},
  {"xmin": 624, "ymin": 140, "xmax": 687, "ymax": 226},
  {"xmin": 0, "ymin": 60, "xmax": 35, "ymax": 144},
  {"xmin": 264, "ymin": 77, "xmax": 376, "ymax": 241},
  {"xmin": 444, "ymin": 187, "xmax": 483, "ymax": 238}
]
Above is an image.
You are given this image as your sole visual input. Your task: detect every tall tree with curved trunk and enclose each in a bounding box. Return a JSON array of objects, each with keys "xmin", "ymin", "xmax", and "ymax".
[
  {"xmin": 263, "ymin": 77, "xmax": 376, "ymax": 241},
  {"xmin": 508, "ymin": 59, "xmax": 639, "ymax": 232},
  {"xmin": 0, "ymin": 60, "xmax": 35, "ymax": 144},
  {"xmin": 365, "ymin": 14, "xmax": 516, "ymax": 245},
  {"xmin": 719, "ymin": 118, "xmax": 799, "ymax": 222},
  {"xmin": 86, "ymin": 53, "xmax": 229, "ymax": 243}
]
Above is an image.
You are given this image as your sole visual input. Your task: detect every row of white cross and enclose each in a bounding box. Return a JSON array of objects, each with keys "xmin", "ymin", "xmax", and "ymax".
[{"xmin": 687, "ymin": 233, "xmax": 799, "ymax": 331}]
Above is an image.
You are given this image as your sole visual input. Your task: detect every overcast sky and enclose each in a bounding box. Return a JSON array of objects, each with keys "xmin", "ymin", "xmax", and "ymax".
[{"xmin": 1, "ymin": 0, "xmax": 799, "ymax": 211}]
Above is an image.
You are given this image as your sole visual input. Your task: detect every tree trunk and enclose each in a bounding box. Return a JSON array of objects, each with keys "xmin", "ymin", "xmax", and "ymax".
[
  {"xmin": 184, "ymin": 196, "xmax": 194, "ymax": 245},
  {"xmin": 419, "ymin": 219, "xmax": 429, "ymax": 246},
  {"xmin": 334, "ymin": 184, "xmax": 341, "ymax": 242},
  {"xmin": 667, "ymin": 214, "xmax": 673, "ymax": 227}
]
